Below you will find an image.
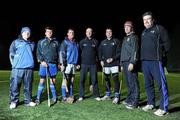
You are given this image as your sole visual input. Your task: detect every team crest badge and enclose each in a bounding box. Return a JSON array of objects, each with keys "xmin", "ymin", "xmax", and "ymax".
[
  {"xmin": 44, "ymin": 43, "xmax": 47, "ymax": 46},
  {"xmin": 52, "ymin": 43, "xmax": 56, "ymax": 47},
  {"xmin": 151, "ymin": 30, "xmax": 155, "ymax": 34}
]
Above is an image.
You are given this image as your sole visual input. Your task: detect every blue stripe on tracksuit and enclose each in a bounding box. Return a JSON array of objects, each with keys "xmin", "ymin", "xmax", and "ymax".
[
  {"xmin": 159, "ymin": 62, "xmax": 169, "ymax": 111},
  {"xmin": 142, "ymin": 61, "xmax": 169, "ymax": 111}
]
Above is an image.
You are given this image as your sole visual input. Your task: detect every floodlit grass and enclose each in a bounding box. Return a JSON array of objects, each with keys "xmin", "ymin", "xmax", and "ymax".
[{"xmin": 0, "ymin": 70, "xmax": 180, "ymax": 120}]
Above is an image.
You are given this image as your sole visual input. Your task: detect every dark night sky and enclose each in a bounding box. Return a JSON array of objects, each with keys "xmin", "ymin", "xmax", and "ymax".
[{"xmin": 0, "ymin": 1, "xmax": 180, "ymax": 70}]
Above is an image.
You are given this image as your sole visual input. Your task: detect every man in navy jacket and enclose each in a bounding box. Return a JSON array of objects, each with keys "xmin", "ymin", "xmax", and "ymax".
[{"xmin": 141, "ymin": 11, "xmax": 171, "ymax": 117}]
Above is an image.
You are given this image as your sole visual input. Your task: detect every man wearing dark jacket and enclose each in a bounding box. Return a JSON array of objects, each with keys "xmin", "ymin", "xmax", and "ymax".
[
  {"xmin": 99, "ymin": 28, "xmax": 121, "ymax": 104},
  {"xmin": 35, "ymin": 26, "xmax": 60, "ymax": 105},
  {"xmin": 120, "ymin": 21, "xmax": 139, "ymax": 109},
  {"xmin": 141, "ymin": 12, "xmax": 171, "ymax": 117},
  {"xmin": 78, "ymin": 27, "xmax": 101, "ymax": 101}
]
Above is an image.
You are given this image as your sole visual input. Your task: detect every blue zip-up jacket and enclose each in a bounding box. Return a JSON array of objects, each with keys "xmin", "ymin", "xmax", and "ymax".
[
  {"xmin": 9, "ymin": 37, "xmax": 35, "ymax": 69},
  {"xmin": 141, "ymin": 25, "xmax": 171, "ymax": 61},
  {"xmin": 37, "ymin": 37, "xmax": 60, "ymax": 64},
  {"xmin": 60, "ymin": 38, "xmax": 79, "ymax": 65}
]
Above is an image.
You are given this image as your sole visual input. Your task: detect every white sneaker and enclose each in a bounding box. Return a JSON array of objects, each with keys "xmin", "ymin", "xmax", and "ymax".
[
  {"xmin": 126, "ymin": 104, "xmax": 134, "ymax": 109},
  {"xmin": 95, "ymin": 97, "xmax": 101, "ymax": 101},
  {"xmin": 126, "ymin": 104, "xmax": 139, "ymax": 109},
  {"xmin": 142, "ymin": 104, "xmax": 154, "ymax": 111},
  {"xmin": 112, "ymin": 97, "xmax": 119, "ymax": 104},
  {"xmin": 154, "ymin": 109, "xmax": 168, "ymax": 116},
  {"xmin": 26, "ymin": 102, "xmax": 36, "ymax": 107},
  {"xmin": 122, "ymin": 101, "xmax": 128, "ymax": 105},
  {"xmin": 78, "ymin": 97, "xmax": 83, "ymax": 101},
  {"xmin": 10, "ymin": 102, "xmax": 17, "ymax": 109},
  {"xmin": 101, "ymin": 95, "xmax": 111, "ymax": 101}
]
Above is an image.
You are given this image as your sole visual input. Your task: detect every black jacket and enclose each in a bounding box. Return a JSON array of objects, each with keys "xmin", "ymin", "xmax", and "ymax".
[
  {"xmin": 141, "ymin": 25, "xmax": 171, "ymax": 61},
  {"xmin": 80, "ymin": 37, "xmax": 98, "ymax": 65},
  {"xmin": 120, "ymin": 33, "xmax": 139, "ymax": 65},
  {"xmin": 37, "ymin": 37, "xmax": 60, "ymax": 64},
  {"xmin": 98, "ymin": 38, "xmax": 121, "ymax": 67}
]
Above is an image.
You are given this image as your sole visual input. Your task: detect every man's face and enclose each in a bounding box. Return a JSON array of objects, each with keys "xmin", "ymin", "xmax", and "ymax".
[
  {"xmin": 124, "ymin": 25, "xmax": 132, "ymax": 35},
  {"xmin": 143, "ymin": 15, "xmax": 154, "ymax": 28},
  {"xmin": 45, "ymin": 29, "xmax": 53, "ymax": 39},
  {"xmin": 22, "ymin": 31, "xmax": 30, "ymax": 40},
  {"xmin": 106, "ymin": 29, "xmax": 112, "ymax": 39},
  {"xmin": 86, "ymin": 28, "xmax": 93, "ymax": 38},
  {"xmin": 67, "ymin": 29, "xmax": 74, "ymax": 40}
]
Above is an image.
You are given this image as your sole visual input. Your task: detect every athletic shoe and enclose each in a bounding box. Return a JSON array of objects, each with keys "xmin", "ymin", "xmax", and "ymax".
[
  {"xmin": 35, "ymin": 99, "xmax": 40, "ymax": 105},
  {"xmin": 52, "ymin": 98, "xmax": 57, "ymax": 105},
  {"xmin": 122, "ymin": 101, "xmax": 128, "ymax": 105},
  {"xmin": 142, "ymin": 104, "xmax": 154, "ymax": 111},
  {"xmin": 112, "ymin": 97, "xmax": 119, "ymax": 104},
  {"xmin": 25, "ymin": 102, "xmax": 36, "ymax": 107},
  {"xmin": 126, "ymin": 104, "xmax": 139, "ymax": 109},
  {"xmin": 78, "ymin": 97, "xmax": 83, "ymax": 101},
  {"xmin": 10, "ymin": 102, "xmax": 17, "ymax": 109},
  {"xmin": 154, "ymin": 109, "xmax": 168, "ymax": 116},
  {"xmin": 61, "ymin": 97, "xmax": 67, "ymax": 103},
  {"xmin": 126, "ymin": 104, "xmax": 133, "ymax": 109},
  {"xmin": 101, "ymin": 95, "xmax": 111, "ymax": 100},
  {"xmin": 89, "ymin": 85, "xmax": 93, "ymax": 93},
  {"xmin": 67, "ymin": 96, "xmax": 74, "ymax": 104},
  {"xmin": 95, "ymin": 97, "xmax": 101, "ymax": 101}
]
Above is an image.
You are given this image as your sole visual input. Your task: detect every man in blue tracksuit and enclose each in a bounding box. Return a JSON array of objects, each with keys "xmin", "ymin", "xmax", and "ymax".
[
  {"xmin": 141, "ymin": 12, "xmax": 171, "ymax": 116},
  {"xmin": 78, "ymin": 27, "xmax": 101, "ymax": 101},
  {"xmin": 60, "ymin": 28, "xmax": 80, "ymax": 103},
  {"xmin": 35, "ymin": 26, "xmax": 60, "ymax": 105},
  {"xmin": 9, "ymin": 27, "xmax": 36, "ymax": 109},
  {"xmin": 120, "ymin": 21, "xmax": 139, "ymax": 109}
]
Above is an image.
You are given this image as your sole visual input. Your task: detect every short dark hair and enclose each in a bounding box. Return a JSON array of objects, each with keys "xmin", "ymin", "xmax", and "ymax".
[
  {"xmin": 142, "ymin": 11, "xmax": 153, "ymax": 18},
  {"xmin": 67, "ymin": 28, "xmax": 74, "ymax": 33},
  {"xmin": 106, "ymin": 27, "xmax": 113, "ymax": 31},
  {"xmin": 45, "ymin": 26, "xmax": 53, "ymax": 31}
]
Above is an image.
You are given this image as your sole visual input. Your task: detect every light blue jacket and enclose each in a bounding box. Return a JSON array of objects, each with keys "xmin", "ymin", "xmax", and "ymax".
[{"xmin": 9, "ymin": 37, "xmax": 35, "ymax": 69}]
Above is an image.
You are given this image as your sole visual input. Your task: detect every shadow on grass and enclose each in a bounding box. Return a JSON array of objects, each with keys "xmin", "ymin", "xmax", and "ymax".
[
  {"xmin": 139, "ymin": 100, "xmax": 147, "ymax": 107},
  {"xmin": 18, "ymin": 101, "xmax": 25, "ymax": 105},
  {"xmin": 169, "ymin": 107, "xmax": 180, "ymax": 113}
]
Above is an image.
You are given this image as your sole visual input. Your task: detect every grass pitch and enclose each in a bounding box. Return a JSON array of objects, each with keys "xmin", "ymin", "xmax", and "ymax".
[{"xmin": 0, "ymin": 70, "xmax": 180, "ymax": 120}]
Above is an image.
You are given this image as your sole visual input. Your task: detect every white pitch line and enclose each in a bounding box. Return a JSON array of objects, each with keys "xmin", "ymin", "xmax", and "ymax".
[{"xmin": 0, "ymin": 81, "xmax": 8, "ymax": 83}]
